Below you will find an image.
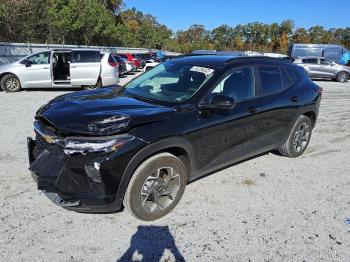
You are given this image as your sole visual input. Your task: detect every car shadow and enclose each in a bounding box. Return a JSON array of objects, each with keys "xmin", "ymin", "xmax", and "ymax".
[{"xmin": 116, "ymin": 225, "xmax": 185, "ymax": 262}]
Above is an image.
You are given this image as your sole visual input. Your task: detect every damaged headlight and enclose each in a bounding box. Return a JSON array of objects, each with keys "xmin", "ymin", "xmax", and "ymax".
[{"xmin": 63, "ymin": 135, "xmax": 134, "ymax": 155}]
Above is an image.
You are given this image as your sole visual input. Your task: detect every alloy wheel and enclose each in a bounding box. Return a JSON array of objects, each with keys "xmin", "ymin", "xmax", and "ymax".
[
  {"xmin": 293, "ymin": 122, "xmax": 311, "ymax": 152},
  {"xmin": 338, "ymin": 72, "xmax": 349, "ymax": 82},
  {"xmin": 140, "ymin": 167, "xmax": 181, "ymax": 212},
  {"xmin": 5, "ymin": 77, "xmax": 20, "ymax": 91}
]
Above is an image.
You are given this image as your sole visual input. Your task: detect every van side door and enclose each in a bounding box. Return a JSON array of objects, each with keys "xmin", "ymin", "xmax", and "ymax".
[
  {"xmin": 70, "ymin": 51, "xmax": 101, "ymax": 86},
  {"xmin": 20, "ymin": 51, "xmax": 52, "ymax": 88}
]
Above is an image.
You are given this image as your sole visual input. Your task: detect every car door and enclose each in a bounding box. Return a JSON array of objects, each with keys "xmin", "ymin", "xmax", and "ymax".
[
  {"xmin": 70, "ymin": 50, "xmax": 101, "ymax": 86},
  {"xmin": 20, "ymin": 51, "xmax": 52, "ymax": 88},
  {"xmin": 189, "ymin": 66, "xmax": 267, "ymax": 175},
  {"xmin": 300, "ymin": 58, "xmax": 319, "ymax": 77},
  {"xmin": 319, "ymin": 58, "xmax": 338, "ymax": 78},
  {"xmin": 254, "ymin": 65, "xmax": 299, "ymax": 146}
]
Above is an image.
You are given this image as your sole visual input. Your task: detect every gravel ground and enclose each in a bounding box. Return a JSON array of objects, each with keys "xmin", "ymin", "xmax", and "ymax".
[{"xmin": 0, "ymin": 74, "xmax": 350, "ymax": 262}]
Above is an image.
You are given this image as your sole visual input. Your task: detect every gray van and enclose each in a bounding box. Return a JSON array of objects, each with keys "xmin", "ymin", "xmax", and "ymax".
[{"xmin": 289, "ymin": 44, "xmax": 349, "ymax": 62}]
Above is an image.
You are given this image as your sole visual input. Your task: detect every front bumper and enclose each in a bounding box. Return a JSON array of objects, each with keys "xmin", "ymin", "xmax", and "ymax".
[{"xmin": 27, "ymin": 135, "xmax": 143, "ymax": 213}]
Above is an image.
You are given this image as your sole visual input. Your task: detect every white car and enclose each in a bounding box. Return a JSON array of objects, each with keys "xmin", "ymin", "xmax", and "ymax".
[
  {"xmin": 0, "ymin": 49, "xmax": 119, "ymax": 92},
  {"xmin": 143, "ymin": 60, "xmax": 160, "ymax": 72}
]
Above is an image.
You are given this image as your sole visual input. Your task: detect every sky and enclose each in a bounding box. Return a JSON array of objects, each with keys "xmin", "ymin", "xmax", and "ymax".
[{"xmin": 123, "ymin": 0, "xmax": 350, "ymax": 31}]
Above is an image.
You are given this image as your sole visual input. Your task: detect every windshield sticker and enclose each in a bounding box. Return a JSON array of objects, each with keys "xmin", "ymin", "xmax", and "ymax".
[{"xmin": 190, "ymin": 66, "xmax": 214, "ymax": 76}]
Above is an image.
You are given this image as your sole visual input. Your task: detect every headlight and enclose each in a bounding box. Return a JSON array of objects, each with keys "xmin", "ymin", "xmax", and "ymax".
[{"xmin": 63, "ymin": 135, "xmax": 134, "ymax": 155}]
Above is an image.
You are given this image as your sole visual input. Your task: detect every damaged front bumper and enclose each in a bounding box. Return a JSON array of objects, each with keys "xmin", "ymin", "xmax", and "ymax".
[{"xmin": 27, "ymin": 133, "xmax": 145, "ymax": 213}]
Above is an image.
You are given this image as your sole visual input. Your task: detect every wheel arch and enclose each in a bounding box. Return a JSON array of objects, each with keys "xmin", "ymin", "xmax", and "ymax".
[
  {"xmin": 0, "ymin": 72, "xmax": 23, "ymax": 90},
  {"xmin": 115, "ymin": 137, "xmax": 196, "ymax": 203}
]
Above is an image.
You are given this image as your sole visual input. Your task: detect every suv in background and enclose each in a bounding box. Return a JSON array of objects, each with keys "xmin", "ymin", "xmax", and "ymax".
[
  {"xmin": 294, "ymin": 57, "xmax": 350, "ymax": 82},
  {"xmin": 0, "ymin": 49, "xmax": 119, "ymax": 92},
  {"xmin": 28, "ymin": 56, "xmax": 321, "ymax": 221}
]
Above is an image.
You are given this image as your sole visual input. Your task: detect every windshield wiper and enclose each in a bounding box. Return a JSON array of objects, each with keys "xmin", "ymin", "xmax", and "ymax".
[{"xmin": 126, "ymin": 94, "xmax": 159, "ymax": 104}]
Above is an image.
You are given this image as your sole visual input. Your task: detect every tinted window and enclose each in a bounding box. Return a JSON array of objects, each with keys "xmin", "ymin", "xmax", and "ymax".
[
  {"xmin": 301, "ymin": 58, "xmax": 318, "ymax": 64},
  {"xmin": 320, "ymin": 58, "xmax": 332, "ymax": 65},
  {"xmin": 286, "ymin": 67, "xmax": 300, "ymax": 84},
  {"xmin": 281, "ymin": 68, "xmax": 292, "ymax": 88},
  {"xmin": 26, "ymin": 52, "xmax": 50, "ymax": 64},
  {"xmin": 113, "ymin": 56, "xmax": 124, "ymax": 63},
  {"xmin": 72, "ymin": 51, "xmax": 100, "ymax": 63},
  {"xmin": 210, "ymin": 68, "xmax": 254, "ymax": 101},
  {"xmin": 259, "ymin": 66, "xmax": 283, "ymax": 95}
]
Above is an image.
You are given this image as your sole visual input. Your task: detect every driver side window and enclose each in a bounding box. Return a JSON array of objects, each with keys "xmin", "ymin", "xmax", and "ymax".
[
  {"xmin": 27, "ymin": 52, "xmax": 50, "ymax": 64},
  {"xmin": 209, "ymin": 67, "xmax": 254, "ymax": 101}
]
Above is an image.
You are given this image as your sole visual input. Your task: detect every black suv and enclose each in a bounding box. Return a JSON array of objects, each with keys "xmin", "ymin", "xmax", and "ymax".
[{"xmin": 28, "ymin": 56, "xmax": 322, "ymax": 221}]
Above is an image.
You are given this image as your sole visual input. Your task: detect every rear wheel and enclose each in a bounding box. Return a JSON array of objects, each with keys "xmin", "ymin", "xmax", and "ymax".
[
  {"xmin": 336, "ymin": 71, "xmax": 349, "ymax": 82},
  {"xmin": 123, "ymin": 152, "xmax": 187, "ymax": 221},
  {"xmin": 1, "ymin": 74, "xmax": 21, "ymax": 92},
  {"xmin": 278, "ymin": 115, "xmax": 313, "ymax": 157}
]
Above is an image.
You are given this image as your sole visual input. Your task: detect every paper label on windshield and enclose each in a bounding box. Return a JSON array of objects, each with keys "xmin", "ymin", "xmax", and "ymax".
[{"xmin": 190, "ymin": 66, "xmax": 214, "ymax": 76}]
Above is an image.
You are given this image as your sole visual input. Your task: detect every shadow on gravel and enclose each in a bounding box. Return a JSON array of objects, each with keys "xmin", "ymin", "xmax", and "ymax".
[{"xmin": 117, "ymin": 225, "xmax": 185, "ymax": 262}]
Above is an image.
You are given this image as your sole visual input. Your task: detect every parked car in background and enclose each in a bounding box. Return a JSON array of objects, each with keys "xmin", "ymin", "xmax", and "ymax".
[
  {"xmin": 118, "ymin": 53, "xmax": 142, "ymax": 69},
  {"xmin": 121, "ymin": 58, "xmax": 136, "ymax": 73},
  {"xmin": 289, "ymin": 43, "xmax": 349, "ymax": 62},
  {"xmin": 294, "ymin": 57, "xmax": 350, "ymax": 82},
  {"xmin": 28, "ymin": 56, "xmax": 321, "ymax": 221},
  {"xmin": 0, "ymin": 49, "xmax": 119, "ymax": 92},
  {"xmin": 135, "ymin": 53, "xmax": 156, "ymax": 62},
  {"xmin": 143, "ymin": 60, "xmax": 159, "ymax": 71},
  {"xmin": 112, "ymin": 54, "xmax": 127, "ymax": 76}
]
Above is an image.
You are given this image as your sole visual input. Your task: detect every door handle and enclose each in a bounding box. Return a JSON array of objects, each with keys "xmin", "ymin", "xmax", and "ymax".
[
  {"xmin": 43, "ymin": 67, "xmax": 49, "ymax": 69},
  {"xmin": 290, "ymin": 96, "xmax": 300, "ymax": 102},
  {"xmin": 71, "ymin": 66, "xmax": 76, "ymax": 68},
  {"xmin": 248, "ymin": 106, "xmax": 261, "ymax": 114}
]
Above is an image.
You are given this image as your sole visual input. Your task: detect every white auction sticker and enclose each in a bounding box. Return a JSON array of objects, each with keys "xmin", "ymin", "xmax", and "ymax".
[{"xmin": 190, "ymin": 66, "xmax": 214, "ymax": 76}]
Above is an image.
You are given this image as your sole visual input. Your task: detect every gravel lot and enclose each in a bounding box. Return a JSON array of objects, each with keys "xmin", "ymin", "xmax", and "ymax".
[{"xmin": 0, "ymin": 73, "xmax": 349, "ymax": 261}]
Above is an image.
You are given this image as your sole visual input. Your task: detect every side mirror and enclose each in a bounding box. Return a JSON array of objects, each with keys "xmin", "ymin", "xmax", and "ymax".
[
  {"xmin": 25, "ymin": 60, "xmax": 32, "ymax": 67},
  {"xmin": 199, "ymin": 95, "xmax": 236, "ymax": 110},
  {"xmin": 331, "ymin": 62, "xmax": 336, "ymax": 66}
]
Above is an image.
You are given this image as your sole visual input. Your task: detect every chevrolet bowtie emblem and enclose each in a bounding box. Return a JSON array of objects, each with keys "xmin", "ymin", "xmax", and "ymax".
[{"xmin": 43, "ymin": 135, "xmax": 54, "ymax": 144}]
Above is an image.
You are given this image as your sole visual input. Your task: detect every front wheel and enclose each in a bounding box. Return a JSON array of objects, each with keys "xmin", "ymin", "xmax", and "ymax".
[
  {"xmin": 123, "ymin": 153, "xmax": 187, "ymax": 221},
  {"xmin": 278, "ymin": 115, "xmax": 313, "ymax": 157},
  {"xmin": 1, "ymin": 74, "xmax": 22, "ymax": 92},
  {"xmin": 336, "ymin": 71, "xmax": 349, "ymax": 83}
]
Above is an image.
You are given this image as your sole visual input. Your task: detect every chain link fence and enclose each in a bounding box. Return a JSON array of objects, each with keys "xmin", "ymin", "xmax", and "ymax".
[{"xmin": 0, "ymin": 42, "xmax": 180, "ymax": 64}]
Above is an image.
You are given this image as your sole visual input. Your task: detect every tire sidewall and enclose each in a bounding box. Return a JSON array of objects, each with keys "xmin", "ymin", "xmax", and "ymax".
[
  {"xmin": 286, "ymin": 115, "xmax": 313, "ymax": 157},
  {"xmin": 336, "ymin": 72, "xmax": 349, "ymax": 83},
  {"xmin": 125, "ymin": 153, "xmax": 187, "ymax": 221},
  {"xmin": 1, "ymin": 74, "xmax": 21, "ymax": 92}
]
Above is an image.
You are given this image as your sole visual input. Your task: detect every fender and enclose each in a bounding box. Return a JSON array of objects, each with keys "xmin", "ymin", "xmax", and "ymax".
[{"xmin": 114, "ymin": 136, "xmax": 196, "ymax": 202}]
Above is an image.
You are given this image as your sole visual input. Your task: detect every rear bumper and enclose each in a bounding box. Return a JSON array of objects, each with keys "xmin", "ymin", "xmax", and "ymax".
[{"xmin": 27, "ymin": 136, "xmax": 143, "ymax": 213}]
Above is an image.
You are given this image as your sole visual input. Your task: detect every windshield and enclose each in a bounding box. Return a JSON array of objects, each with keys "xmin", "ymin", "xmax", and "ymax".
[{"xmin": 122, "ymin": 61, "xmax": 215, "ymax": 103}]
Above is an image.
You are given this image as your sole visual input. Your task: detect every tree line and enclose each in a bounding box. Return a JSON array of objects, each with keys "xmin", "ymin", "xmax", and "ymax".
[{"xmin": 0, "ymin": 0, "xmax": 349, "ymax": 54}]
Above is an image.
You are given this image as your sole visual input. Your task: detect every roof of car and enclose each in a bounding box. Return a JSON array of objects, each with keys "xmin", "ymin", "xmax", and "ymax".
[{"xmin": 171, "ymin": 55, "xmax": 293, "ymax": 68}]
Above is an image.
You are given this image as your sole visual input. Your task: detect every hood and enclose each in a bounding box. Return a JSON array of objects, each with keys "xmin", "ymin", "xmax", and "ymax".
[{"xmin": 36, "ymin": 87, "xmax": 174, "ymax": 136}]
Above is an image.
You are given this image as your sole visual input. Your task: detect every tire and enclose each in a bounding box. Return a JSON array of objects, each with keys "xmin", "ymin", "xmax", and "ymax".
[
  {"xmin": 336, "ymin": 71, "xmax": 349, "ymax": 83},
  {"xmin": 123, "ymin": 152, "xmax": 187, "ymax": 221},
  {"xmin": 83, "ymin": 79, "xmax": 102, "ymax": 90},
  {"xmin": 1, "ymin": 74, "xmax": 22, "ymax": 92},
  {"xmin": 278, "ymin": 115, "xmax": 313, "ymax": 158}
]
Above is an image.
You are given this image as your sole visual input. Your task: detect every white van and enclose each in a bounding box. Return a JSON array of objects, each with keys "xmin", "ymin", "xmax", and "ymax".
[{"xmin": 0, "ymin": 49, "xmax": 119, "ymax": 92}]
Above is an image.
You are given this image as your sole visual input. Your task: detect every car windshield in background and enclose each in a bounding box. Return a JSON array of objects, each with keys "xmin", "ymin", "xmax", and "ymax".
[{"xmin": 122, "ymin": 61, "xmax": 216, "ymax": 103}]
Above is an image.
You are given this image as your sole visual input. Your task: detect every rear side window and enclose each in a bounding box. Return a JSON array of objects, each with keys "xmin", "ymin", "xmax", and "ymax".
[
  {"xmin": 284, "ymin": 67, "xmax": 300, "ymax": 85},
  {"xmin": 72, "ymin": 51, "xmax": 100, "ymax": 63},
  {"xmin": 301, "ymin": 58, "xmax": 318, "ymax": 64},
  {"xmin": 210, "ymin": 67, "xmax": 254, "ymax": 101},
  {"xmin": 281, "ymin": 68, "xmax": 292, "ymax": 88},
  {"xmin": 259, "ymin": 66, "xmax": 283, "ymax": 95}
]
